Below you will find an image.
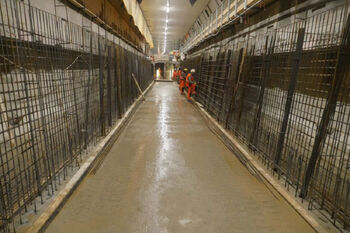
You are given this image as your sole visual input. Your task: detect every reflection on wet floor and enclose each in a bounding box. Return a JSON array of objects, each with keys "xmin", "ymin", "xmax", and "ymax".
[{"xmin": 46, "ymin": 82, "xmax": 314, "ymax": 233}]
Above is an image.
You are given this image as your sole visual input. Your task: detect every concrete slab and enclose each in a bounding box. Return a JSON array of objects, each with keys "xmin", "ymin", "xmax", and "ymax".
[
  {"xmin": 24, "ymin": 82, "xmax": 154, "ymax": 233},
  {"xmin": 45, "ymin": 82, "xmax": 314, "ymax": 233},
  {"xmin": 192, "ymin": 96, "xmax": 337, "ymax": 233}
]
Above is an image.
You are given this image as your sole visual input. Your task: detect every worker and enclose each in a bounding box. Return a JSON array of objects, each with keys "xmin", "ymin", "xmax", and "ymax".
[
  {"xmin": 186, "ymin": 69, "xmax": 197, "ymax": 101},
  {"xmin": 179, "ymin": 68, "xmax": 187, "ymax": 94},
  {"xmin": 172, "ymin": 68, "xmax": 177, "ymax": 81},
  {"xmin": 177, "ymin": 67, "xmax": 182, "ymax": 83}
]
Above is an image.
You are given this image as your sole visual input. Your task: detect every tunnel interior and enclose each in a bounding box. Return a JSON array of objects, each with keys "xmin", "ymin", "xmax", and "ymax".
[{"xmin": 0, "ymin": 0, "xmax": 349, "ymax": 232}]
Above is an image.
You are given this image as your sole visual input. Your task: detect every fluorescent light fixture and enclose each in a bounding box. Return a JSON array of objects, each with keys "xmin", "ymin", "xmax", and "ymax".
[{"xmin": 163, "ymin": 0, "xmax": 169, "ymax": 55}]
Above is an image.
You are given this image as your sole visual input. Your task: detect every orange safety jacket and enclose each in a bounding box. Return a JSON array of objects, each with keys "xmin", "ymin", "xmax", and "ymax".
[
  {"xmin": 173, "ymin": 70, "xmax": 177, "ymax": 80},
  {"xmin": 186, "ymin": 73, "xmax": 195, "ymax": 87},
  {"xmin": 180, "ymin": 72, "xmax": 186, "ymax": 81},
  {"xmin": 179, "ymin": 72, "xmax": 186, "ymax": 87},
  {"xmin": 177, "ymin": 70, "xmax": 182, "ymax": 80}
]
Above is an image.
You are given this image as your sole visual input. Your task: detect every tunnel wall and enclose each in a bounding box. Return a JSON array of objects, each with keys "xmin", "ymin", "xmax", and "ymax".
[
  {"xmin": 0, "ymin": 0, "xmax": 153, "ymax": 228},
  {"xmin": 182, "ymin": 1, "xmax": 350, "ymax": 229},
  {"xmin": 28, "ymin": 0, "xmax": 149, "ymax": 52}
]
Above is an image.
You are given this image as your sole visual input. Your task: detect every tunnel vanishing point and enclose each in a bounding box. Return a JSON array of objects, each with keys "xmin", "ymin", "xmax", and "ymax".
[{"xmin": 0, "ymin": 0, "xmax": 349, "ymax": 232}]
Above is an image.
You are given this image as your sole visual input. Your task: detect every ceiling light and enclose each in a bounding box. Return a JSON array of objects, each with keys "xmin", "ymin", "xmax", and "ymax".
[{"xmin": 166, "ymin": 7, "xmax": 169, "ymax": 13}]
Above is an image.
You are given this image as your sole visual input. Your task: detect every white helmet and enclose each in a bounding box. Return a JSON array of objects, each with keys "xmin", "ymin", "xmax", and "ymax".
[{"xmin": 191, "ymin": 69, "xmax": 196, "ymax": 73}]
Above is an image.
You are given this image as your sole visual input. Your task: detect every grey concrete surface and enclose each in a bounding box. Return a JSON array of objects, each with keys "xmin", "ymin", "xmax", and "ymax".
[{"xmin": 46, "ymin": 82, "xmax": 314, "ymax": 233}]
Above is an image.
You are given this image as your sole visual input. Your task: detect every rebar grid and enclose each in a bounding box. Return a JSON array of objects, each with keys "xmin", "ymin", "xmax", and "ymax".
[
  {"xmin": 0, "ymin": 0, "xmax": 153, "ymax": 231},
  {"xmin": 182, "ymin": 2, "xmax": 350, "ymax": 229}
]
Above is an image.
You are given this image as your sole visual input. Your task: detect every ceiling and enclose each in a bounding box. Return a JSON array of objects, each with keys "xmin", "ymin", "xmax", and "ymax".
[{"xmin": 140, "ymin": 0, "xmax": 210, "ymax": 55}]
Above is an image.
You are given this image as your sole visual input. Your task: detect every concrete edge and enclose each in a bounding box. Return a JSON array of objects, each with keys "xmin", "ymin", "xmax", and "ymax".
[
  {"xmin": 155, "ymin": 79, "xmax": 174, "ymax": 82},
  {"xmin": 26, "ymin": 81, "xmax": 155, "ymax": 233},
  {"xmin": 192, "ymin": 100, "xmax": 329, "ymax": 233}
]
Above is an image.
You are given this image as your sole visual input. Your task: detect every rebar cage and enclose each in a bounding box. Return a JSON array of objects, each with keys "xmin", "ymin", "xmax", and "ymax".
[
  {"xmin": 0, "ymin": 0, "xmax": 153, "ymax": 230},
  {"xmin": 182, "ymin": 2, "xmax": 350, "ymax": 229}
]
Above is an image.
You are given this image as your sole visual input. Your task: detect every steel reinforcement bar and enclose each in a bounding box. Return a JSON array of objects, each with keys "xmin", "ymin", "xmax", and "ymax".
[
  {"xmin": 182, "ymin": 2, "xmax": 350, "ymax": 229},
  {"xmin": 0, "ymin": 0, "xmax": 153, "ymax": 231}
]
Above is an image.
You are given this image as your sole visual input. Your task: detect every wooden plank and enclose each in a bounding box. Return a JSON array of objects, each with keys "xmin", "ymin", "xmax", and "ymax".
[{"xmin": 131, "ymin": 73, "xmax": 145, "ymax": 100}]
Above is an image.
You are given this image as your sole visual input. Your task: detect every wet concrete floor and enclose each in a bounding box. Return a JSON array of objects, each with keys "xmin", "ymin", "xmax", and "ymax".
[{"xmin": 46, "ymin": 82, "xmax": 314, "ymax": 233}]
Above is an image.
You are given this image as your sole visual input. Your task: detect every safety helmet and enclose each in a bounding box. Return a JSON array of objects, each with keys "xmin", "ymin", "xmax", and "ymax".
[
  {"xmin": 191, "ymin": 69, "xmax": 196, "ymax": 73},
  {"xmin": 184, "ymin": 68, "xmax": 188, "ymax": 72}
]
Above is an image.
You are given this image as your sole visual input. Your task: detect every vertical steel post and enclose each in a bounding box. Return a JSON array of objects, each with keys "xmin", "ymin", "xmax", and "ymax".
[
  {"xmin": 249, "ymin": 36, "xmax": 275, "ymax": 145},
  {"xmin": 114, "ymin": 47, "xmax": 122, "ymax": 118},
  {"xmin": 98, "ymin": 36, "xmax": 105, "ymax": 136},
  {"xmin": 84, "ymin": 18, "xmax": 93, "ymax": 149},
  {"xmin": 107, "ymin": 46, "xmax": 112, "ymax": 127},
  {"xmin": 21, "ymin": 0, "xmax": 43, "ymax": 204},
  {"xmin": 274, "ymin": 28, "xmax": 305, "ymax": 168},
  {"xmin": 218, "ymin": 50, "xmax": 232, "ymax": 122},
  {"xmin": 225, "ymin": 48, "xmax": 244, "ymax": 129}
]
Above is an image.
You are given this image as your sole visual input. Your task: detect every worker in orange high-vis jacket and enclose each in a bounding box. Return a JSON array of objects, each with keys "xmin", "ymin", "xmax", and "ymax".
[
  {"xmin": 186, "ymin": 69, "xmax": 197, "ymax": 101},
  {"xmin": 172, "ymin": 68, "xmax": 177, "ymax": 81},
  {"xmin": 177, "ymin": 68, "xmax": 182, "ymax": 84},
  {"xmin": 179, "ymin": 68, "xmax": 187, "ymax": 94}
]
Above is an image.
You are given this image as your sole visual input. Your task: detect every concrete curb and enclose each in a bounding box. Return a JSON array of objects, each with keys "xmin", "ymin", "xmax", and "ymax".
[
  {"xmin": 26, "ymin": 81, "xmax": 155, "ymax": 233},
  {"xmin": 155, "ymin": 79, "xmax": 174, "ymax": 82},
  {"xmin": 192, "ymin": 100, "xmax": 329, "ymax": 233}
]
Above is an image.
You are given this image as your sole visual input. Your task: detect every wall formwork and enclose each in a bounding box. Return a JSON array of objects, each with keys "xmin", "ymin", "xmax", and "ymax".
[
  {"xmin": 0, "ymin": 0, "xmax": 153, "ymax": 231},
  {"xmin": 182, "ymin": 1, "xmax": 350, "ymax": 229}
]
